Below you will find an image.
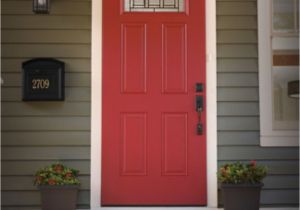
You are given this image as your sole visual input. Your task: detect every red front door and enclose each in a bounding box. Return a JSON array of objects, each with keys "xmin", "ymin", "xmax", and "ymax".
[{"xmin": 102, "ymin": 0, "xmax": 206, "ymax": 205}]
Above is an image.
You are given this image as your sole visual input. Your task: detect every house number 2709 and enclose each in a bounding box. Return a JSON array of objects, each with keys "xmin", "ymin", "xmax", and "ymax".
[{"xmin": 32, "ymin": 79, "xmax": 50, "ymax": 89}]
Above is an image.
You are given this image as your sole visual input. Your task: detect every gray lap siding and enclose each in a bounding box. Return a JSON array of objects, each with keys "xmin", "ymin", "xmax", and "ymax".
[
  {"xmin": 217, "ymin": 0, "xmax": 299, "ymax": 207},
  {"xmin": 1, "ymin": 0, "xmax": 92, "ymax": 209}
]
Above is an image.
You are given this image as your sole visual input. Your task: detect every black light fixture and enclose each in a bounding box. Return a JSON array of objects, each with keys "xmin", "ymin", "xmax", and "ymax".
[
  {"xmin": 33, "ymin": 0, "xmax": 50, "ymax": 14},
  {"xmin": 288, "ymin": 80, "xmax": 299, "ymax": 98}
]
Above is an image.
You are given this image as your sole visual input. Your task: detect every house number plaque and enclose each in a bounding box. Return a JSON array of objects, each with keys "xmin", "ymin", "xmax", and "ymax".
[{"xmin": 22, "ymin": 58, "xmax": 65, "ymax": 101}]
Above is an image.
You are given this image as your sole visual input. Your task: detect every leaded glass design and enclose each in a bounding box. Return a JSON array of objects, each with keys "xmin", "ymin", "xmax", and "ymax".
[{"xmin": 124, "ymin": 0, "xmax": 185, "ymax": 12}]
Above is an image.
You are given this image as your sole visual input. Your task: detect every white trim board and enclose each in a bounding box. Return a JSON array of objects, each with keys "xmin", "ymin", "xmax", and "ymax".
[{"xmin": 90, "ymin": 0, "xmax": 217, "ymax": 209}]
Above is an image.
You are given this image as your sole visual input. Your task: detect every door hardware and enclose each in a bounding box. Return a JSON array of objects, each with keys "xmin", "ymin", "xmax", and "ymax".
[
  {"xmin": 195, "ymin": 95, "xmax": 203, "ymax": 112},
  {"xmin": 195, "ymin": 83, "xmax": 203, "ymax": 92},
  {"xmin": 197, "ymin": 123, "xmax": 203, "ymax": 135},
  {"xmin": 196, "ymin": 95, "xmax": 204, "ymax": 135}
]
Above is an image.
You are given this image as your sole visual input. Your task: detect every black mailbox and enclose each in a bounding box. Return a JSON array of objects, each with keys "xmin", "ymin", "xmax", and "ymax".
[{"xmin": 22, "ymin": 58, "xmax": 65, "ymax": 101}]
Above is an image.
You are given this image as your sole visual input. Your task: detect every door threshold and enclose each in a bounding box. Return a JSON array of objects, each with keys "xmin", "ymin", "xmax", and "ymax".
[
  {"xmin": 86, "ymin": 208, "xmax": 219, "ymax": 210},
  {"xmin": 84, "ymin": 208, "xmax": 299, "ymax": 210}
]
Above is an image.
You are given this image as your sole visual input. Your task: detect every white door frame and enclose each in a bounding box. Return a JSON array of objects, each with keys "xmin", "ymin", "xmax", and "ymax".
[{"xmin": 90, "ymin": 0, "xmax": 217, "ymax": 209}]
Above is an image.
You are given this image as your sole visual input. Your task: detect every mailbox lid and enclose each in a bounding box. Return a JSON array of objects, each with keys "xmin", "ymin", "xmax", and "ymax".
[{"xmin": 23, "ymin": 58, "xmax": 65, "ymax": 70}]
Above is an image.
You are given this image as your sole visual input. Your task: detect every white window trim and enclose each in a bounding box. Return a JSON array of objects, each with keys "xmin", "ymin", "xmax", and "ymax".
[
  {"xmin": 257, "ymin": 0, "xmax": 299, "ymax": 147},
  {"xmin": 90, "ymin": 0, "xmax": 218, "ymax": 209}
]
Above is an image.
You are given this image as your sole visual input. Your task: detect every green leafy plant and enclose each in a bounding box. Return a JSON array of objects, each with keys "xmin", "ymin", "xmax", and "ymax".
[
  {"xmin": 34, "ymin": 163, "xmax": 80, "ymax": 186},
  {"xmin": 218, "ymin": 161, "xmax": 267, "ymax": 184}
]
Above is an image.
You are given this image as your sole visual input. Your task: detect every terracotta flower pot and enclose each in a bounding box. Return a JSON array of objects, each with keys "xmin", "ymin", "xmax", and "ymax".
[
  {"xmin": 38, "ymin": 185, "xmax": 79, "ymax": 210},
  {"xmin": 221, "ymin": 183, "xmax": 263, "ymax": 210}
]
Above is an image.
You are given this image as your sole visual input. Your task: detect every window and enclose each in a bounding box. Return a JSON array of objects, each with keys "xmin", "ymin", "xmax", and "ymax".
[
  {"xmin": 124, "ymin": 0, "xmax": 186, "ymax": 12},
  {"xmin": 258, "ymin": 0, "xmax": 299, "ymax": 147}
]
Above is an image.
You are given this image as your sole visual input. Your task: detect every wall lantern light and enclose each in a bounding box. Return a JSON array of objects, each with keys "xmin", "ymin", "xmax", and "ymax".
[
  {"xmin": 33, "ymin": 0, "xmax": 50, "ymax": 14},
  {"xmin": 288, "ymin": 80, "xmax": 299, "ymax": 98}
]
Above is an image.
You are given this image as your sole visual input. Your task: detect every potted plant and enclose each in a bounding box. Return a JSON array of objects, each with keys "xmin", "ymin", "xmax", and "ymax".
[
  {"xmin": 218, "ymin": 161, "xmax": 267, "ymax": 210},
  {"xmin": 34, "ymin": 163, "xmax": 80, "ymax": 210}
]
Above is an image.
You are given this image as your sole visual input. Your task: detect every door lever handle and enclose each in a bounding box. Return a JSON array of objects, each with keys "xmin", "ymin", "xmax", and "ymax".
[
  {"xmin": 195, "ymin": 96, "xmax": 203, "ymax": 112},
  {"xmin": 196, "ymin": 96, "xmax": 203, "ymax": 135}
]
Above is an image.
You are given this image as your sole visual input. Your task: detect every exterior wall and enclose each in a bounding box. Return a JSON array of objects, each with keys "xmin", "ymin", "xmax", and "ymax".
[
  {"xmin": 1, "ymin": 0, "xmax": 299, "ymax": 209},
  {"xmin": 216, "ymin": 0, "xmax": 299, "ymax": 207},
  {"xmin": 1, "ymin": 0, "xmax": 91, "ymax": 209}
]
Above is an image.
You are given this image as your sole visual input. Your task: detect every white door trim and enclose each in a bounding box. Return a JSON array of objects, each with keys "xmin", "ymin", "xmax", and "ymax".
[{"xmin": 90, "ymin": 0, "xmax": 217, "ymax": 209}]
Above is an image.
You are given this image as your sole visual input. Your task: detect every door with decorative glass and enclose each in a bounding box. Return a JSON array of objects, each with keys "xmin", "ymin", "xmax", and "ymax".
[{"xmin": 102, "ymin": 0, "xmax": 206, "ymax": 205}]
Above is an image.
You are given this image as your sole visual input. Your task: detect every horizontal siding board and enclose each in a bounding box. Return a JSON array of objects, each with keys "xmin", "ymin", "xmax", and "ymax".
[
  {"xmin": 2, "ymin": 117, "xmax": 90, "ymax": 131},
  {"xmin": 1, "ymin": 16, "xmax": 91, "ymax": 30},
  {"xmin": 2, "ymin": 102, "xmax": 90, "ymax": 117},
  {"xmin": 2, "ymin": 73, "xmax": 91, "ymax": 87},
  {"xmin": 1, "ymin": 206, "xmax": 90, "ymax": 210},
  {"xmin": 2, "ymin": 44, "xmax": 91, "ymax": 58},
  {"xmin": 1, "ymin": 190, "xmax": 90, "ymax": 206},
  {"xmin": 217, "ymin": 2, "xmax": 257, "ymax": 15},
  {"xmin": 217, "ymin": 58, "xmax": 258, "ymax": 72},
  {"xmin": 261, "ymin": 190, "xmax": 299, "ymax": 205},
  {"xmin": 2, "ymin": 1, "xmax": 91, "ymax": 15},
  {"xmin": 218, "ymin": 160, "xmax": 299, "ymax": 175},
  {"xmin": 218, "ymin": 146, "xmax": 299, "ymax": 160},
  {"xmin": 2, "ymin": 58, "xmax": 91, "ymax": 73},
  {"xmin": 263, "ymin": 175, "xmax": 299, "ymax": 190},
  {"xmin": 217, "ymin": 131, "xmax": 260, "ymax": 145},
  {"xmin": 264, "ymin": 161, "xmax": 300, "ymax": 175},
  {"xmin": 65, "ymin": 73, "xmax": 89, "ymax": 87},
  {"xmin": 217, "ymin": 44, "xmax": 258, "ymax": 58},
  {"xmin": 1, "ymin": 87, "xmax": 91, "ymax": 102},
  {"xmin": 217, "ymin": 30, "xmax": 257, "ymax": 44},
  {"xmin": 217, "ymin": 16, "xmax": 257, "ymax": 29},
  {"xmin": 217, "ymin": 73, "xmax": 258, "ymax": 87},
  {"xmin": 2, "ymin": 176, "xmax": 90, "ymax": 190},
  {"xmin": 218, "ymin": 102, "xmax": 259, "ymax": 116},
  {"xmin": 2, "ymin": 131, "xmax": 90, "ymax": 146},
  {"xmin": 2, "ymin": 30, "xmax": 91, "ymax": 44},
  {"xmin": 217, "ymin": 88, "xmax": 259, "ymax": 101},
  {"xmin": 2, "ymin": 161, "xmax": 90, "ymax": 175},
  {"xmin": 2, "ymin": 146, "xmax": 90, "ymax": 160},
  {"xmin": 218, "ymin": 117, "xmax": 259, "ymax": 130},
  {"xmin": 262, "ymin": 161, "xmax": 300, "ymax": 176}
]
